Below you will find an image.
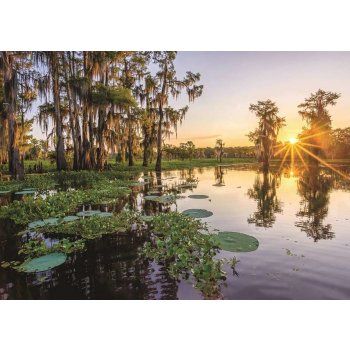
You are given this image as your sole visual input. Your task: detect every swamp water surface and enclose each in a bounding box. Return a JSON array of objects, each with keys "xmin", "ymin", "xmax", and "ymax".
[{"xmin": 1, "ymin": 164, "xmax": 350, "ymax": 299}]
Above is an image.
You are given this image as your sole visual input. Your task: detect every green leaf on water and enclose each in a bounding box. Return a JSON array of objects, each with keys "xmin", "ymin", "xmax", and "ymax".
[
  {"xmin": 188, "ymin": 195, "xmax": 209, "ymax": 199},
  {"xmin": 20, "ymin": 253, "xmax": 67, "ymax": 273},
  {"xmin": 182, "ymin": 209, "xmax": 213, "ymax": 218},
  {"xmin": 214, "ymin": 231, "xmax": 259, "ymax": 252}
]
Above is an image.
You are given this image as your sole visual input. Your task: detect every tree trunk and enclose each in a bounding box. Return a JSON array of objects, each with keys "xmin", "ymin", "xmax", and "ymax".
[
  {"xmin": 81, "ymin": 106, "xmax": 92, "ymax": 169},
  {"xmin": 128, "ymin": 115, "xmax": 134, "ymax": 166},
  {"xmin": 65, "ymin": 74, "xmax": 79, "ymax": 170},
  {"xmin": 52, "ymin": 53, "xmax": 67, "ymax": 171},
  {"xmin": 142, "ymin": 127, "xmax": 151, "ymax": 167},
  {"xmin": 2, "ymin": 53, "xmax": 24, "ymax": 180},
  {"xmin": 96, "ymin": 109, "xmax": 105, "ymax": 170},
  {"xmin": 88, "ymin": 110, "xmax": 96, "ymax": 168},
  {"xmin": 155, "ymin": 106, "xmax": 163, "ymax": 172}
]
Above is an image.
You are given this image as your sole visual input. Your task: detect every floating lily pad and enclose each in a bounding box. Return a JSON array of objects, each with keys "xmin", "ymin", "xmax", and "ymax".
[
  {"xmin": 188, "ymin": 195, "xmax": 209, "ymax": 199},
  {"xmin": 0, "ymin": 190, "xmax": 11, "ymax": 195},
  {"xmin": 96, "ymin": 212, "xmax": 113, "ymax": 217},
  {"xmin": 62, "ymin": 215, "xmax": 80, "ymax": 223},
  {"xmin": 15, "ymin": 190, "xmax": 36, "ymax": 195},
  {"xmin": 148, "ymin": 191, "xmax": 161, "ymax": 195},
  {"xmin": 20, "ymin": 253, "xmax": 67, "ymax": 273},
  {"xmin": 212, "ymin": 184, "xmax": 225, "ymax": 187},
  {"xmin": 182, "ymin": 209, "xmax": 213, "ymax": 218},
  {"xmin": 178, "ymin": 183, "xmax": 197, "ymax": 188},
  {"xmin": 22, "ymin": 187, "xmax": 36, "ymax": 191},
  {"xmin": 28, "ymin": 217, "xmax": 60, "ymax": 229},
  {"xmin": 214, "ymin": 232, "xmax": 259, "ymax": 252},
  {"xmin": 76, "ymin": 210, "xmax": 102, "ymax": 217}
]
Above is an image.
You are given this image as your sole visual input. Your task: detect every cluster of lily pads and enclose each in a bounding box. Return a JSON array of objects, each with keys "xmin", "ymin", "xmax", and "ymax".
[{"xmin": 1, "ymin": 211, "xmax": 142, "ymax": 273}]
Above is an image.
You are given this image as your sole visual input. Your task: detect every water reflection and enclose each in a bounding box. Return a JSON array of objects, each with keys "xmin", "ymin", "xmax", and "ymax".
[
  {"xmin": 214, "ymin": 166, "xmax": 225, "ymax": 186},
  {"xmin": 2, "ymin": 236, "xmax": 178, "ymax": 299},
  {"xmin": 247, "ymin": 169, "xmax": 282, "ymax": 228},
  {"xmin": 295, "ymin": 166, "xmax": 334, "ymax": 242}
]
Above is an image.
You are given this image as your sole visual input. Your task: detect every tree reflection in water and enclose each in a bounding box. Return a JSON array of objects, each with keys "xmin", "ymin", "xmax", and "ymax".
[
  {"xmin": 214, "ymin": 166, "xmax": 226, "ymax": 186},
  {"xmin": 295, "ymin": 166, "xmax": 334, "ymax": 242},
  {"xmin": 247, "ymin": 169, "xmax": 282, "ymax": 228}
]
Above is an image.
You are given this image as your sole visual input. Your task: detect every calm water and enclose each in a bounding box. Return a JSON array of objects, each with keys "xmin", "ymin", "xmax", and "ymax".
[{"xmin": 1, "ymin": 164, "xmax": 350, "ymax": 299}]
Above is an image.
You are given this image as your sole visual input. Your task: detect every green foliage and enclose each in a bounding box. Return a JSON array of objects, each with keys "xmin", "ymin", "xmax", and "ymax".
[
  {"xmin": 143, "ymin": 212, "xmax": 236, "ymax": 298},
  {"xmin": 18, "ymin": 238, "xmax": 86, "ymax": 258},
  {"xmin": 39, "ymin": 212, "xmax": 141, "ymax": 240},
  {"xmin": 0, "ymin": 180, "xmax": 131, "ymax": 226}
]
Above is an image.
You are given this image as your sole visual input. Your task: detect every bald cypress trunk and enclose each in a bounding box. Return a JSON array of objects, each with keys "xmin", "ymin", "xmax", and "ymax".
[
  {"xmin": 2, "ymin": 53, "xmax": 24, "ymax": 180},
  {"xmin": 52, "ymin": 53, "xmax": 67, "ymax": 171}
]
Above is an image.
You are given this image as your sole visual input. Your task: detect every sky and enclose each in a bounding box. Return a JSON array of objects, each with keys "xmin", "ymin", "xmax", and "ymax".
[{"xmin": 32, "ymin": 51, "xmax": 350, "ymax": 147}]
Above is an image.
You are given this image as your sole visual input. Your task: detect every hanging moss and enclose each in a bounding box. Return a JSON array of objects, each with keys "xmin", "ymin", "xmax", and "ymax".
[
  {"xmin": 20, "ymin": 253, "xmax": 67, "ymax": 273},
  {"xmin": 214, "ymin": 232, "xmax": 259, "ymax": 252},
  {"xmin": 182, "ymin": 209, "xmax": 213, "ymax": 218}
]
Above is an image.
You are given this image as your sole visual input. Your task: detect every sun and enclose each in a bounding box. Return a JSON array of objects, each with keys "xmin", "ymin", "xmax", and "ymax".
[{"xmin": 289, "ymin": 137, "xmax": 298, "ymax": 145}]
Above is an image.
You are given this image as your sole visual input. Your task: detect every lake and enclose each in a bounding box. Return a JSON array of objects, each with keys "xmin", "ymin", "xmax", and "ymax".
[{"xmin": 1, "ymin": 163, "xmax": 350, "ymax": 299}]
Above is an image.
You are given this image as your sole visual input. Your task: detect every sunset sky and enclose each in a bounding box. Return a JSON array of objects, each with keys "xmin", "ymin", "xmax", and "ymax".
[{"xmin": 32, "ymin": 51, "xmax": 350, "ymax": 147}]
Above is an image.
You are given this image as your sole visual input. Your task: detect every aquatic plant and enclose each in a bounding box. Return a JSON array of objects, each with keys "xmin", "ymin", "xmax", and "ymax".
[
  {"xmin": 20, "ymin": 253, "xmax": 67, "ymax": 273},
  {"xmin": 18, "ymin": 238, "xmax": 86, "ymax": 258},
  {"xmin": 182, "ymin": 209, "xmax": 213, "ymax": 218},
  {"xmin": 188, "ymin": 195, "xmax": 209, "ymax": 199},
  {"xmin": 213, "ymin": 231, "xmax": 259, "ymax": 252},
  {"xmin": 143, "ymin": 212, "xmax": 237, "ymax": 299},
  {"xmin": 0, "ymin": 181, "xmax": 131, "ymax": 226},
  {"xmin": 40, "ymin": 212, "xmax": 141, "ymax": 240}
]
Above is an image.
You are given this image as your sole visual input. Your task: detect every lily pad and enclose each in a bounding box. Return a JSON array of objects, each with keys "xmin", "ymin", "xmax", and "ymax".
[
  {"xmin": 214, "ymin": 231, "xmax": 259, "ymax": 252},
  {"xmin": 20, "ymin": 253, "xmax": 67, "ymax": 273},
  {"xmin": 15, "ymin": 190, "xmax": 36, "ymax": 195},
  {"xmin": 28, "ymin": 217, "xmax": 60, "ymax": 229},
  {"xmin": 148, "ymin": 191, "xmax": 161, "ymax": 195},
  {"xmin": 96, "ymin": 212, "xmax": 113, "ymax": 217},
  {"xmin": 212, "ymin": 184, "xmax": 225, "ymax": 187},
  {"xmin": 182, "ymin": 209, "xmax": 213, "ymax": 218},
  {"xmin": 188, "ymin": 195, "xmax": 209, "ymax": 199},
  {"xmin": 22, "ymin": 187, "xmax": 36, "ymax": 191},
  {"xmin": 62, "ymin": 215, "xmax": 80, "ymax": 223},
  {"xmin": 76, "ymin": 210, "xmax": 102, "ymax": 217},
  {"xmin": 178, "ymin": 183, "xmax": 197, "ymax": 189}
]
